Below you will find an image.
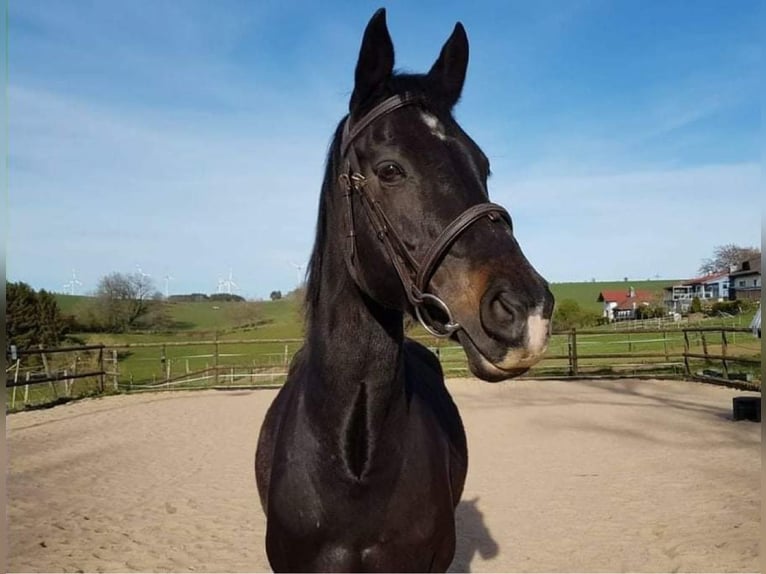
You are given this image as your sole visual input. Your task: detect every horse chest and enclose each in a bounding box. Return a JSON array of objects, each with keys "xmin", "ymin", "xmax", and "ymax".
[
  {"xmin": 268, "ymin": 485, "xmax": 454, "ymax": 572},
  {"xmin": 265, "ymin": 404, "xmax": 456, "ymax": 571}
]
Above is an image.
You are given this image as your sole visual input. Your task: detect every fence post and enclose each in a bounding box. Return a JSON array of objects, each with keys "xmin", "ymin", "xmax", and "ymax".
[
  {"xmin": 11, "ymin": 359, "xmax": 20, "ymax": 410},
  {"xmin": 39, "ymin": 344, "xmax": 57, "ymax": 399},
  {"xmin": 701, "ymin": 332, "xmax": 709, "ymax": 361},
  {"xmin": 683, "ymin": 330, "xmax": 691, "ymax": 376},
  {"xmin": 214, "ymin": 331, "xmax": 220, "ymax": 386},
  {"xmin": 662, "ymin": 330, "xmax": 669, "ymax": 362},
  {"xmin": 161, "ymin": 344, "xmax": 168, "ymax": 382},
  {"xmin": 720, "ymin": 329, "xmax": 729, "ymax": 379},
  {"xmin": 112, "ymin": 349, "xmax": 119, "ymax": 390},
  {"xmin": 567, "ymin": 328, "xmax": 579, "ymax": 376},
  {"xmin": 68, "ymin": 353, "xmax": 79, "ymax": 396},
  {"xmin": 98, "ymin": 346, "xmax": 105, "ymax": 393},
  {"xmin": 572, "ymin": 328, "xmax": 579, "ymax": 376}
]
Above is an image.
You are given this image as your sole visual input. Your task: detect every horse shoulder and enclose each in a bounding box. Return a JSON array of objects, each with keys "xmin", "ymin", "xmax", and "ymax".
[
  {"xmin": 255, "ymin": 347, "xmax": 307, "ymax": 512},
  {"xmin": 403, "ymin": 338, "xmax": 468, "ymax": 505}
]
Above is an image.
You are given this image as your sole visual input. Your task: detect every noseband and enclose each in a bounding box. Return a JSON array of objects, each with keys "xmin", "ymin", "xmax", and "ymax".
[{"xmin": 339, "ymin": 94, "xmax": 511, "ymax": 338}]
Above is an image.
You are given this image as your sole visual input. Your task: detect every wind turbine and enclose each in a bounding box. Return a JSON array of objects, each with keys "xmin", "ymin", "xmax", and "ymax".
[
  {"xmin": 63, "ymin": 269, "xmax": 83, "ymax": 295},
  {"xmin": 290, "ymin": 261, "xmax": 305, "ymax": 284},
  {"xmin": 218, "ymin": 269, "xmax": 238, "ymax": 295},
  {"xmin": 163, "ymin": 274, "xmax": 174, "ymax": 299},
  {"xmin": 136, "ymin": 264, "xmax": 151, "ymax": 279}
]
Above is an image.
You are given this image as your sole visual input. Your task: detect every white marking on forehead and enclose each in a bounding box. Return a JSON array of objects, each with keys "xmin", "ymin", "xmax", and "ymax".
[{"xmin": 420, "ymin": 111, "xmax": 447, "ymax": 141}]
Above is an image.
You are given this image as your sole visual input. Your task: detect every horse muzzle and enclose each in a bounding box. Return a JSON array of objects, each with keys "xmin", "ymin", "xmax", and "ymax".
[{"xmin": 450, "ymin": 278, "xmax": 554, "ymax": 382}]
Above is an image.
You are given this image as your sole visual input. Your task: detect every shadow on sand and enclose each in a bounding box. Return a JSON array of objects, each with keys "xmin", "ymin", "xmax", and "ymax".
[{"xmin": 449, "ymin": 497, "xmax": 500, "ymax": 573}]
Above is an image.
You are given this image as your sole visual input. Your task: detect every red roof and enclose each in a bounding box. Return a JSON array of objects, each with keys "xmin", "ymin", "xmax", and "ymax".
[{"xmin": 598, "ymin": 289, "xmax": 655, "ymax": 310}]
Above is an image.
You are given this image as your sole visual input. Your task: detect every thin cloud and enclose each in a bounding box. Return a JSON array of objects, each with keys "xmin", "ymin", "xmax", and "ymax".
[
  {"xmin": 497, "ymin": 163, "xmax": 760, "ymax": 282},
  {"xmin": 8, "ymin": 1, "xmax": 761, "ymax": 297}
]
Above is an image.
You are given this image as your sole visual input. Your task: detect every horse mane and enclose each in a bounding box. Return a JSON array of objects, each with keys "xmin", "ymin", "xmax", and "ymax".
[
  {"xmin": 303, "ymin": 73, "xmax": 457, "ymax": 327},
  {"xmin": 304, "ymin": 118, "xmax": 346, "ymax": 326}
]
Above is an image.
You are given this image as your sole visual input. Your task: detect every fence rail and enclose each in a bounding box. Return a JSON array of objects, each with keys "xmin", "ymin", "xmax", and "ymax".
[{"xmin": 6, "ymin": 325, "xmax": 760, "ymax": 410}]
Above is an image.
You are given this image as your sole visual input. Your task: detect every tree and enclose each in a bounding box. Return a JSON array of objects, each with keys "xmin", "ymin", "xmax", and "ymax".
[
  {"xmin": 95, "ymin": 272, "xmax": 157, "ymax": 332},
  {"xmin": 270, "ymin": 290, "xmax": 283, "ymax": 301},
  {"xmin": 698, "ymin": 244, "xmax": 760, "ymax": 275},
  {"xmin": 552, "ymin": 299, "xmax": 600, "ymax": 330},
  {"xmin": 37, "ymin": 289, "xmax": 66, "ymax": 345},
  {"xmin": 6, "ymin": 282, "xmax": 67, "ymax": 348}
]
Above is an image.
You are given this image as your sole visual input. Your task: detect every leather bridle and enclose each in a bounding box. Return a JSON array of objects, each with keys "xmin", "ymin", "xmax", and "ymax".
[{"xmin": 338, "ymin": 93, "xmax": 512, "ymax": 338}]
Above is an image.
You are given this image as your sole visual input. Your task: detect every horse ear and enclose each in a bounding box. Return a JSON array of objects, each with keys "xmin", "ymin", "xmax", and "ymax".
[
  {"xmin": 350, "ymin": 8, "xmax": 394, "ymax": 111},
  {"xmin": 428, "ymin": 22, "xmax": 469, "ymax": 108}
]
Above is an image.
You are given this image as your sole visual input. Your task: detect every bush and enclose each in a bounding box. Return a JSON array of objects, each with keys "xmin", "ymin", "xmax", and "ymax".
[
  {"xmin": 690, "ymin": 296, "xmax": 702, "ymax": 314},
  {"xmin": 738, "ymin": 299, "xmax": 758, "ymax": 313},
  {"xmin": 168, "ymin": 293, "xmax": 209, "ymax": 302},
  {"xmin": 710, "ymin": 300, "xmax": 742, "ymax": 316},
  {"xmin": 552, "ymin": 299, "xmax": 601, "ymax": 331},
  {"xmin": 209, "ymin": 293, "xmax": 245, "ymax": 302},
  {"xmin": 635, "ymin": 305, "xmax": 666, "ymax": 320}
]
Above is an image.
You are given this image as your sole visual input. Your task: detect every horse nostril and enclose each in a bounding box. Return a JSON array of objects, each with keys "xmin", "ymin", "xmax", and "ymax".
[
  {"xmin": 482, "ymin": 290, "xmax": 527, "ymax": 345},
  {"xmin": 491, "ymin": 292, "xmax": 518, "ymax": 325}
]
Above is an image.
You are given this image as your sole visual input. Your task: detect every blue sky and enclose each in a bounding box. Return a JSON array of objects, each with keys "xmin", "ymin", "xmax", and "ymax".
[{"xmin": 7, "ymin": 0, "xmax": 761, "ymax": 299}]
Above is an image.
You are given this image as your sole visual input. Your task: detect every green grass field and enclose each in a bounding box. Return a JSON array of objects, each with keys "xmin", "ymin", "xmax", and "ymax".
[
  {"xmin": 7, "ymin": 282, "xmax": 753, "ymax": 408},
  {"xmin": 57, "ymin": 279, "xmax": 677, "ymax": 336},
  {"xmin": 549, "ymin": 279, "xmax": 676, "ymax": 312}
]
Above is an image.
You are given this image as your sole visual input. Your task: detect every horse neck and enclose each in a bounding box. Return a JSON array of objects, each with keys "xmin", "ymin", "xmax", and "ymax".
[
  {"xmin": 303, "ymin": 187, "xmax": 407, "ymax": 466},
  {"xmin": 306, "ymin": 253, "xmax": 406, "ymax": 406}
]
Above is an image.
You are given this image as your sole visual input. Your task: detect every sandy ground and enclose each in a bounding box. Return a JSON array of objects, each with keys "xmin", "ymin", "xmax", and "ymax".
[{"xmin": 6, "ymin": 378, "xmax": 761, "ymax": 573}]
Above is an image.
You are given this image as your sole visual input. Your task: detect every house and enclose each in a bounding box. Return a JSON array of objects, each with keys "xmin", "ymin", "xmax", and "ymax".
[
  {"xmin": 663, "ymin": 271, "xmax": 730, "ymax": 313},
  {"xmin": 598, "ymin": 287, "xmax": 655, "ymax": 321},
  {"xmin": 729, "ymin": 256, "xmax": 761, "ymax": 302}
]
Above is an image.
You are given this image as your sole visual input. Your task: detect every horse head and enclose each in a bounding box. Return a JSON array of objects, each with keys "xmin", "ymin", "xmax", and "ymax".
[{"xmin": 334, "ymin": 9, "xmax": 554, "ymax": 381}]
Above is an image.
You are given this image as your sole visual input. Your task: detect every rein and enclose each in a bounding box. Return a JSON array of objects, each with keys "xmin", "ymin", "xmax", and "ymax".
[{"xmin": 338, "ymin": 94, "xmax": 511, "ymax": 337}]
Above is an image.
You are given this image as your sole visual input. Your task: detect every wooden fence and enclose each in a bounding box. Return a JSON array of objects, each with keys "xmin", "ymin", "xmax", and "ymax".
[
  {"xmin": 547, "ymin": 326, "xmax": 759, "ymax": 390},
  {"xmin": 6, "ymin": 326, "xmax": 760, "ymax": 409},
  {"xmin": 5, "ymin": 344, "xmax": 109, "ymax": 410}
]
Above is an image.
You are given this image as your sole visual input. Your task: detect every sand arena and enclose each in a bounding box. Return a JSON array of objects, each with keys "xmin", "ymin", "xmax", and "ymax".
[{"xmin": 6, "ymin": 378, "xmax": 761, "ymax": 572}]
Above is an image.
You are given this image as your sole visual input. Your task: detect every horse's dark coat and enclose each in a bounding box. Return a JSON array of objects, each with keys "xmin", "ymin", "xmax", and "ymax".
[{"xmin": 255, "ymin": 8, "xmax": 553, "ymax": 572}]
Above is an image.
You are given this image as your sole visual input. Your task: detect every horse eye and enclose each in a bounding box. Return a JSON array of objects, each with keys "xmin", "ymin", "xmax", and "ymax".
[{"xmin": 376, "ymin": 162, "xmax": 405, "ymax": 183}]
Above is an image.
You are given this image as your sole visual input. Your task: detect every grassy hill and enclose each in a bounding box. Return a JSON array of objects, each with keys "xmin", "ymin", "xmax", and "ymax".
[
  {"xmin": 549, "ymin": 279, "xmax": 677, "ymax": 313},
  {"xmin": 55, "ymin": 279, "xmax": 679, "ymax": 338}
]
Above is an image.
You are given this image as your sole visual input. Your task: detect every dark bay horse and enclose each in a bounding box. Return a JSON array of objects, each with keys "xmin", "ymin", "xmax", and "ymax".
[{"xmin": 256, "ymin": 9, "xmax": 554, "ymax": 572}]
